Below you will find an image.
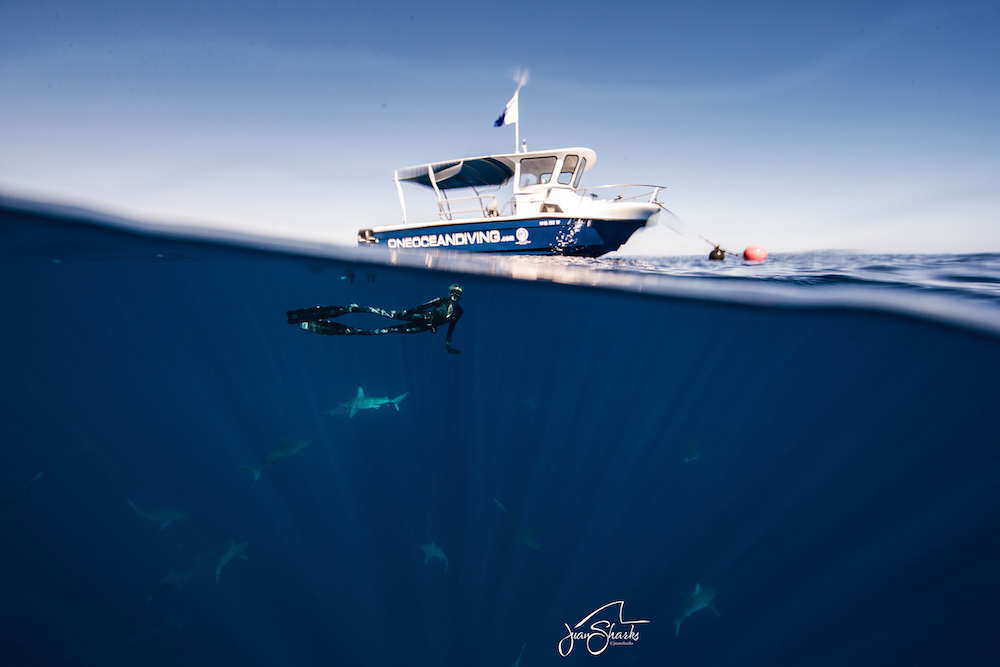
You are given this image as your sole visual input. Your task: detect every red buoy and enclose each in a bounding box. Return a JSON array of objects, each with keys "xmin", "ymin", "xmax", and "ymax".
[{"xmin": 743, "ymin": 245, "xmax": 768, "ymax": 261}]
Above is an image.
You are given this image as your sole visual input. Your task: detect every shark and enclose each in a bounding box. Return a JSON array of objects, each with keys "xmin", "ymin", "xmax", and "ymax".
[
  {"xmin": 421, "ymin": 542, "xmax": 449, "ymax": 571},
  {"xmin": 216, "ymin": 540, "xmax": 249, "ymax": 582},
  {"xmin": 680, "ymin": 440, "xmax": 701, "ymax": 463},
  {"xmin": 240, "ymin": 439, "xmax": 310, "ymax": 481},
  {"xmin": 0, "ymin": 472, "xmax": 42, "ymax": 510},
  {"xmin": 520, "ymin": 397, "xmax": 541, "ymax": 410},
  {"xmin": 494, "ymin": 498, "xmax": 541, "ymax": 549},
  {"xmin": 127, "ymin": 500, "xmax": 189, "ymax": 529},
  {"xmin": 128, "ymin": 613, "xmax": 189, "ymax": 643},
  {"xmin": 343, "ymin": 387, "xmax": 409, "ymax": 418},
  {"xmin": 674, "ymin": 583, "xmax": 720, "ymax": 635},
  {"xmin": 324, "ymin": 403, "xmax": 351, "ymax": 418},
  {"xmin": 148, "ymin": 570, "xmax": 192, "ymax": 600},
  {"xmin": 148, "ymin": 547, "xmax": 219, "ymax": 600}
]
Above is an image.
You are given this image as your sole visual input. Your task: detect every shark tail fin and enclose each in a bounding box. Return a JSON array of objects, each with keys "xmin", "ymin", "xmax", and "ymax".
[
  {"xmin": 392, "ymin": 392, "xmax": 409, "ymax": 410},
  {"xmin": 238, "ymin": 467, "xmax": 261, "ymax": 482}
]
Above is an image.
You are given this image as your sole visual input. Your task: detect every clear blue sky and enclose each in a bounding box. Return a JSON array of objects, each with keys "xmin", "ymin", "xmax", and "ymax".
[{"xmin": 2, "ymin": 0, "xmax": 997, "ymax": 255}]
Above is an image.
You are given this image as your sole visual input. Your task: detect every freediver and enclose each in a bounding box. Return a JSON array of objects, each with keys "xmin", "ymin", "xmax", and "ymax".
[{"xmin": 287, "ymin": 283, "xmax": 464, "ymax": 354}]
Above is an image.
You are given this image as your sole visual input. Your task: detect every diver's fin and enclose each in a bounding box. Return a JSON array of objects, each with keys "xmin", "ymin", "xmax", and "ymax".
[
  {"xmin": 309, "ymin": 321, "xmax": 350, "ymax": 336},
  {"xmin": 286, "ymin": 305, "xmax": 342, "ymax": 324}
]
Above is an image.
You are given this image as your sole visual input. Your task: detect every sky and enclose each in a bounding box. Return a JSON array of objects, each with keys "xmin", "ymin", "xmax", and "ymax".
[{"xmin": 1, "ymin": 0, "xmax": 998, "ymax": 255}]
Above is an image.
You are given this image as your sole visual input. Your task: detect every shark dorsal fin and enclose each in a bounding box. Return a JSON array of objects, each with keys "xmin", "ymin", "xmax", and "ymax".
[
  {"xmin": 694, "ymin": 583, "xmax": 701, "ymax": 594},
  {"xmin": 357, "ymin": 387, "xmax": 365, "ymax": 397}
]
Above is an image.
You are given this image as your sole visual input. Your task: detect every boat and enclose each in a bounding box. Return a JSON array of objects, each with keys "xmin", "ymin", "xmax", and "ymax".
[{"xmin": 356, "ymin": 147, "xmax": 667, "ymax": 257}]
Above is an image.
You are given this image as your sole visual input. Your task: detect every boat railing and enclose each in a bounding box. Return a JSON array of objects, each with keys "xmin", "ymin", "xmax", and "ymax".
[
  {"xmin": 436, "ymin": 193, "xmax": 501, "ymax": 220},
  {"xmin": 577, "ymin": 184, "xmax": 666, "ymax": 204}
]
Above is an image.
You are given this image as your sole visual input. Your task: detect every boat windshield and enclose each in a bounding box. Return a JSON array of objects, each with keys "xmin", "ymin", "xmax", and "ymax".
[
  {"xmin": 519, "ymin": 156, "xmax": 557, "ymax": 188},
  {"xmin": 558, "ymin": 155, "xmax": 579, "ymax": 185},
  {"xmin": 573, "ymin": 158, "xmax": 587, "ymax": 188}
]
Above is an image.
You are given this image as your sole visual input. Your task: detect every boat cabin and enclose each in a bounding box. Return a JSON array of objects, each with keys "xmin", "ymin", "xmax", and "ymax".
[{"xmin": 392, "ymin": 148, "xmax": 598, "ymax": 223}]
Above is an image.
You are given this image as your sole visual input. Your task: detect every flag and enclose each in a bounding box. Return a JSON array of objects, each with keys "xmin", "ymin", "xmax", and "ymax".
[{"xmin": 494, "ymin": 90, "xmax": 519, "ymax": 127}]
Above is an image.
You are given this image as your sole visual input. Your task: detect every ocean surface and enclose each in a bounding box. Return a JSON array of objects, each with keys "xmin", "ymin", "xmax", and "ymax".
[{"xmin": 2, "ymin": 197, "xmax": 999, "ymax": 666}]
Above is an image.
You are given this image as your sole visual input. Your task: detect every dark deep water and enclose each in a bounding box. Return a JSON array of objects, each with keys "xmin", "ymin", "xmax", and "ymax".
[{"xmin": 2, "ymin": 199, "xmax": 1000, "ymax": 667}]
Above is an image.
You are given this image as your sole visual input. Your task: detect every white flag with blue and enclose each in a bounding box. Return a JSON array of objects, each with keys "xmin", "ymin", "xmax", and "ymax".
[
  {"xmin": 493, "ymin": 69, "xmax": 528, "ymax": 128},
  {"xmin": 494, "ymin": 90, "xmax": 519, "ymax": 127}
]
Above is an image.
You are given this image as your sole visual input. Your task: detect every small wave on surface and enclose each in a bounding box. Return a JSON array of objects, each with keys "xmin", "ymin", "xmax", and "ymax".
[
  {"xmin": 490, "ymin": 251, "xmax": 1000, "ymax": 339},
  {"xmin": 524, "ymin": 251, "xmax": 1000, "ymax": 304}
]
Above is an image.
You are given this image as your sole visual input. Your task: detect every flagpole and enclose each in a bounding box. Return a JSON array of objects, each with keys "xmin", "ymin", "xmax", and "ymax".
[{"xmin": 496, "ymin": 70, "xmax": 528, "ymax": 153}]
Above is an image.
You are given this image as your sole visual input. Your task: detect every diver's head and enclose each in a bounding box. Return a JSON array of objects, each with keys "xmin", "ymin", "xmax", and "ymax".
[{"xmin": 448, "ymin": 283, "xmax": 464, "ymax": 301}]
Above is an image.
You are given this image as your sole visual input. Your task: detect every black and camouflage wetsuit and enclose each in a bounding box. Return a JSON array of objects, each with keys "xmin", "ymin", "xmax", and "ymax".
[{"xmin": 287, "ymin": 289, "xmax": 464, "ymax": 353}]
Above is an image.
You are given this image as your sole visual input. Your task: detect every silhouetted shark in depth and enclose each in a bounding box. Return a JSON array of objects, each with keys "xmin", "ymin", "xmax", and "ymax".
[
  {"xmin": 0, "ymin": 472, "xmax": 42, "ymax": 510},
  {"xmin": 494, "ymin": 498, "xmax": 541, "ymax": 549},
  {"xmin": 240, "ymin": 439, "xmax": 309, "ymax": 481},
  {"xmin": 680, "ymin": 440, "xmax": 701, "ymax": 463},
  {"xmin": 147, "ymin": 547, "xmax": 220, "ymax": 600},
  {"xmin": 127, "ymin": 500, "xmax": 189, "ymax": 529},
  {"xmin": 675, "ymin": 583, "xmax": 720, "ymax": 635},
  {"xmin": 216, "ymin": 540, "xmax": 249, "ymax": 582},
  {"xmin": 511, "ymin": 642, "xmax": 526, "ymax": 666},
  {"xmin": 421, "ymin": 542, "xmax": 449, "ymax": 571},
  {"xmin": 148, "ymin": 571, "xmax": 191, "ymax": 601},
  {"xmin": 128, "ymin": 613, "xmax": 189, "ymax": 643}
]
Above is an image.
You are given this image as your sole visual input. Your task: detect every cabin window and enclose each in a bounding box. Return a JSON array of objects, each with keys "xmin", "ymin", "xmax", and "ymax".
[
  {"xmin": 572, "ymin": 157, "xmax": 587, "ymax": 188},
  {"xmin": 519, "ymin": 156, "xmax": 557, "ymax": 188},
  {"xmin": 558, "ymin": 155, "xmax": 579, "ymax": 185}
]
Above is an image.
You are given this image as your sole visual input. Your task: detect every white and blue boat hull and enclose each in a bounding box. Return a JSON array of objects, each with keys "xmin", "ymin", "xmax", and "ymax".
[{"xmin": 358, "ymin": 216, "xmax": 648, "ymax": 257}]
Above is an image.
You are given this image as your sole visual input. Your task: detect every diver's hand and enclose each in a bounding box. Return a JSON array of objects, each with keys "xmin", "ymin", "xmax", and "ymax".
[{"xmin": 445, "ymin": 341, "xmax": 460, "ymax": 354}]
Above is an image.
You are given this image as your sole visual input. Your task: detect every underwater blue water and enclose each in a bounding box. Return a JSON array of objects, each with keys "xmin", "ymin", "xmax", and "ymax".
[{"xmin": 1, "ymin": 198, "xmax": 999, "ymax": 666}]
